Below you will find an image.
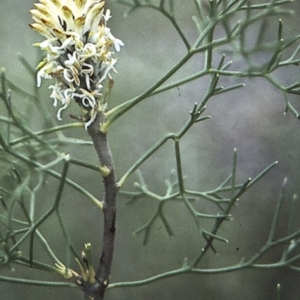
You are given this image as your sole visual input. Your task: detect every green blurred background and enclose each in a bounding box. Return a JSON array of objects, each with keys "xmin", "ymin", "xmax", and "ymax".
[{"xmin": 1, "ymin": 0, "xmax": 300, "ymax": 299}]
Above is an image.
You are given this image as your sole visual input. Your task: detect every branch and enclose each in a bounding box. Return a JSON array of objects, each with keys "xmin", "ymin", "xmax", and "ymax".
[{"xmin": 85, "ymin": 112, "xmax": 118, "ymax": 299}]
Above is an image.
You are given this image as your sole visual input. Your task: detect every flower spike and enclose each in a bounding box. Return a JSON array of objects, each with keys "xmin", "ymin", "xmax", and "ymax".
[{"xmin": 30, "ymin": 0, "xmax": 124, "ymax": 127}]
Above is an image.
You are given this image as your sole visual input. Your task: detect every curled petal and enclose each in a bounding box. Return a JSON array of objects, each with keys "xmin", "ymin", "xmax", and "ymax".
[
  {"xmin": 37, "ymin": 61, "xmax": 57, "ymax": 86},
  {"xmin": 81, "ymin": 63, "xmax": 93, "ymax": 75},
  {"xmin": 65, "ymin": 52, "xmax": 81, "ymax": 69},
  {"xmin": 57, "ymin": 98, "xmax": 71, "ymax": 120},
  {"xmin": 80, "ymin": 43, "xmax": 97, "ymax": 59},
  {"xmin": 63, "ymin": 69, "xmax": 75, "ymax": 83},
  {"xmin": 49, "ymin": 83, "xmax": 62, "ymax": 107},
  {"xmin": 84, "ymin": 104, "xmax": 98, "ymax": 129},
  {"xmin": 80, "ymin": 88, "xmax": 96, "ymax": 103}
]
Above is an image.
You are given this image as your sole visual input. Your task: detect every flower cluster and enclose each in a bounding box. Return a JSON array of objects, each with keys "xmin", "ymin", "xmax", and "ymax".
[{"xmin": 30, "ymin": 0, "xmax": 123, "ymax": 127}]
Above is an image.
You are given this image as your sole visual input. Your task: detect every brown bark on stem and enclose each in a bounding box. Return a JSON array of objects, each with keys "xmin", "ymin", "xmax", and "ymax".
[{"xmin": 84, "ymin": 112, "xmax": 118, "ymax": 300}]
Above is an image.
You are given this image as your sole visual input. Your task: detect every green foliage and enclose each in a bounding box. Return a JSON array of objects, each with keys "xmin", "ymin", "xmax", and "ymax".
[{"xmin": 0, "ymin": 67, "xmax": 100, "ymax": 288}]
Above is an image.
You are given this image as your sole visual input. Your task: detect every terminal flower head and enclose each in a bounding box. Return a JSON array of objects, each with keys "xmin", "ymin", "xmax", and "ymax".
[{"xmin": 30, "ymin": 0, "xmax": 123, "ymax": 127}]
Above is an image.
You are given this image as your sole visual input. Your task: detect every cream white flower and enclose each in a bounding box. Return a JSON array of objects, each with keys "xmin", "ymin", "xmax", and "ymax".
[{"xmin": 30, "ymin": 0, "xmax": 124, "ymax": 127}]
